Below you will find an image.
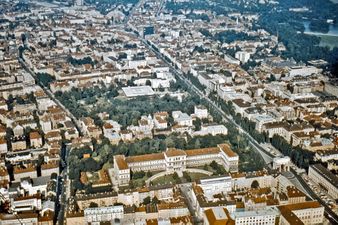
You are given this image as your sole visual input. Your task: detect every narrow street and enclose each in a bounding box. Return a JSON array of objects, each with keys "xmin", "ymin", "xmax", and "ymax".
[{"xmin": 18, "ymin": 59, "xmax": 82, "ymax": 224}]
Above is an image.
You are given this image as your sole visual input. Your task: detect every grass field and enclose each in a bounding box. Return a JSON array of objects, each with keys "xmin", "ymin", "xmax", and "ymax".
[
  {"xmin": 318, "ymin": 35, "xmax": 338, "ymax": 49},
  {"xmin": 188, "ymin": 172, "xmax": 210, "ymax": 181},
  {"xmin": 151, "ymin": 172, "xmax": 210, "ymax": 186},
  {"xmin": 152, "ymin": 174, "xmax": 177, "ymax": 185}
]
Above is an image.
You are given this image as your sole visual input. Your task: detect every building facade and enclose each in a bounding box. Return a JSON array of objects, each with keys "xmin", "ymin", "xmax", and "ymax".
[
  {"xmin": 308, "ymin": 164, "xmax": 338, "ymax": 199},
  {"xmin": 84, "ymin": 205, "xmax": 124, "ymax": 224},
  {"xmin": 113, "ymin": 144, "xmax": 239, "ymax": 186}
]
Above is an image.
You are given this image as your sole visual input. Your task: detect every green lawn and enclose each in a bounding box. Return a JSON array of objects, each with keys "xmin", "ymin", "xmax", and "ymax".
[
  {"xmin": 196, "ymin": 165, "xmax": 217, "ymax": 174},
  {"xmin": 188, "ymin": 172, "xmax": 210, "ymax": 181},
  {"xmin": 319, "ymin": 35, "xmax": 338, "ymax": 49},
  {"xmin": 131, "ymin": 177, "xmax": 147, "ymax": 188},
  {"xmin": 152, "ymin": 174, "xmax": 177, "ymax": 186},
  {"xmin": 151, "ymin": 172, "xmax": 210, "ymax": 185},
  {"xmin": 131, "ymin": 171, "xmax": 161, "ymax": 188}
]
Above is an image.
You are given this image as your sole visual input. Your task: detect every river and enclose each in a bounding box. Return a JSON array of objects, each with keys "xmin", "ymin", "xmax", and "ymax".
[{"xmin": 303, "ymin": 21, "xmax": 338, "ymax": 49}]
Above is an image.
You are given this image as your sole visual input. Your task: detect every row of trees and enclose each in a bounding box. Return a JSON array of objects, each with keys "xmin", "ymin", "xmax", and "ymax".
[
  {"xmin": 97, "ymin": 133, "xmax": 230, "ymax": 159},
  {"xmin": 186, "ymin": 72, "xmax": 206, "ymax": 93},
  {"xmin": 232, "ymin": 113, "xmax": 268, "ymax": 144},
  {"xmin": 271, "ymin": 135, "xmax": 314, "ymax": 169}
]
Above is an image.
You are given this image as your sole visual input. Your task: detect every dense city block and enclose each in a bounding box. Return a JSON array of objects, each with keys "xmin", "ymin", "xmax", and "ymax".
[{"xmin": 0, "ymin": 0, "xmax": 338, "ymax": 224}]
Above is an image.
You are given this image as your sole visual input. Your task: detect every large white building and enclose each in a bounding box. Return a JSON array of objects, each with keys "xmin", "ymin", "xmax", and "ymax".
[
  {"xmin": 198, "ymin": 175, "xmax": 232, "ymax": 197},
  {"xmin": 231, "ymin": 170, "xmax": 275, "ymax": 190},
  {"xmin": 288, "ymin": 66, "xmax": 322, "ymax": 77},
  {"xmin": 193, "ymin": 124, "xmax": 228, "ymax": 137},
  {"xmin": 172, "ymin": 111, "xmax": 193, "ymax": 127},
  {"xmin": 113, "ymin": 144, "xmax": 239, "ymax": 186},
  {"xmin": 204, "ymin": 206, "xmax": 280, "ymax": 225},
  {"xmin": 231, "ymin": 206, "xmax": 280, "ymax": 225},
  {"xmin": 235, "ymin": 51, "xmax": 251, "ymax": 64},
  {"xmin": 254, "ymin": 114, "xmax": 276, "ymax": 132},
  {"xmin": 20, "ymin": 176, "xmax": 50, "ymax": 196},
  {"xmin": 114, "ymin": 155, "xmax": 131, "ymax": 186},
  {"xmin": 194, "ymin": 105, "xmax": 208, "ymax": 119}
]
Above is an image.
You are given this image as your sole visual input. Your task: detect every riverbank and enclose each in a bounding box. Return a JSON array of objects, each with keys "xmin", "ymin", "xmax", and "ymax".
[
  {"xmin": 304, "ymin": 31, "xmax": 338, "ymax": 37},
  {"xmin": 303, "ymin": 21, "xmax": 338, "ymax": 49}
]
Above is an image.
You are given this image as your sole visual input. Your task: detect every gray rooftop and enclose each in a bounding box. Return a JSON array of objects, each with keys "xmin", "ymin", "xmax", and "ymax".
[
  {"xmin": 310, "ymin": 164, "xmax": 338, "ymax": 188},
  {"xmin": 122, "ymin": 86, "xmax": 155, "ymax": 97}
]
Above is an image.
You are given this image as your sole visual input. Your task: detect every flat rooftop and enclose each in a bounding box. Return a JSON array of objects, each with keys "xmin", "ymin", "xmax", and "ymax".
[
  {"xmin": 231, "ymin": 206, "xmax": 280, "ymax": 218},
  {"xmin": 122, "ymin": 86, "xmax": 155, "ymax": 97}
]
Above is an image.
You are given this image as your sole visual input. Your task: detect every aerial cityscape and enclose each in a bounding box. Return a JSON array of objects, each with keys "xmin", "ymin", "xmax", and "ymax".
[{"xmin": 0, "ymin": 0, "xmax": 338, "ymax": 224}]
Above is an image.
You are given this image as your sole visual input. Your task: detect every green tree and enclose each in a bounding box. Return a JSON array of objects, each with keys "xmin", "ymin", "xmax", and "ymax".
[
  {"xmin": 82, "ymin": 157, "xmax": 100, "ymax": 172},
  {"xmin": 146, "ymin": 171, "xmax": 153, "ymax": 178},
  {"xmin": 159, "ymin": 140, "xmax": 167, "ymax": 151},
  {"xmin": 194, "ymin": 139, "xmax": 201, "ymax": 149},
  {"xmin": 89, "ymin": 202, "xmax": 98, "ymax": 208},
  {"xmin": 210, "ymin": 161, "xmax": 226, "ymax": 175},
  {"xmin": 129, "ymin": 180, "xmax": 135, "ymax": 189},
  {"xmin": 37, "ymin": 73, "xmax": 55, "ymax": 87},
  {"xmin": 143, "ymin": 196, "xmax": 151, "ymax": 205},
  {"xmin": 132, "ymin": 170, "xmax": 146, "ymax": 179},
  {"xmin": 152, "ymin": 196, "xmax": 159, "ymax": 205},
  {"xmin": 183, "ymin": 172, "xmax": 192, "ymax": 182},
  {"xmin": 193, "ymin": 118, "xmax": 202, "ymax": 131},
  {"xmin": 173, "ymin": 172, "xmax": 180, "ymax": 183},
  {"xmin": 251, "ymin": 180, "xmax": 260, "ymax": 189},
  {"xmin": 268, "ymin": 74, "xmax": 276, "ymax": 82},
  {"xmin": 203, "ymin": 164, "xmax": 208, "ymax": 171}
]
